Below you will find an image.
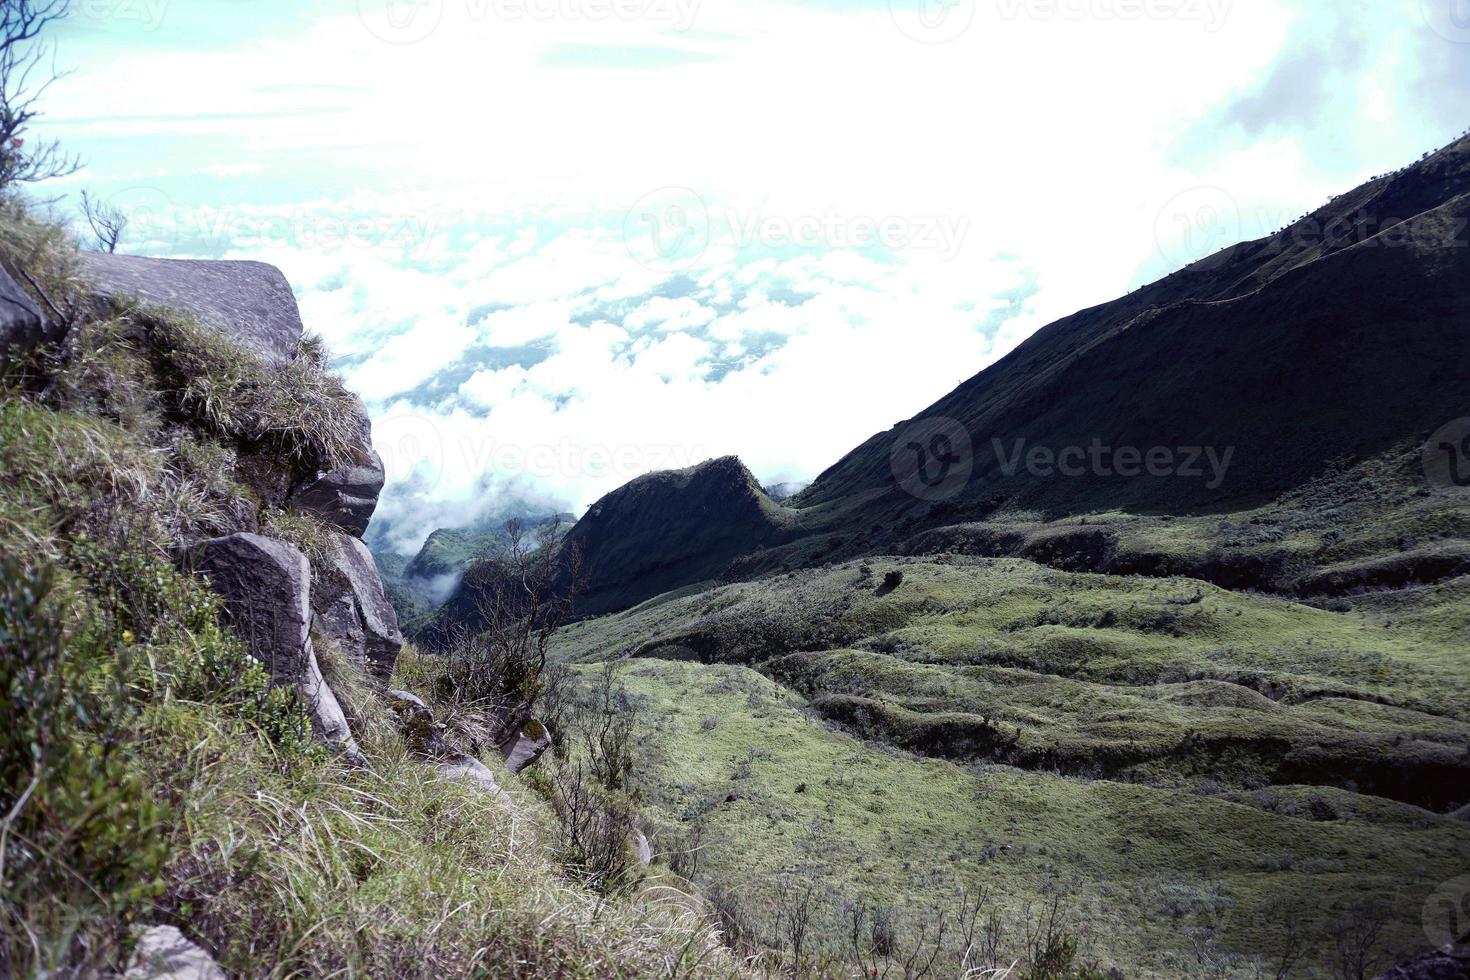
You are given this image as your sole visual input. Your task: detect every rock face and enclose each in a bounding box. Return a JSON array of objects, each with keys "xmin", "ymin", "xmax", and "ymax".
[
  {"xmin": 0, "ymin": 262, "xmax": 53, "ymax": 360},
  {"xmin": 181, "ymin": 533, "xmax": 358, "ymax": 754},
  {"xmin": 124, "ymin": 925, "xmax": 224, "ymax": 980},
  {"xmin": 78, "ymin": 252, "xmax": 304, "ymax": 363},
  {"xmin": 315, "ymin": 532, "xmax": 403, "ymax": 683},
  {"xmin": 287, "ymin": 397, "xmax": 384, "ymax": 536},
  {"xmin": 289, "ymin": 456, "xmax": 384, "ymax": 536}
]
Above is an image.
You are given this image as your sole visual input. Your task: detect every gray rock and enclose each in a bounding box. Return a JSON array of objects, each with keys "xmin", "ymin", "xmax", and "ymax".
[
  {"xmin": 317, "ymin": 532, "xmax": 403, "ymax": 682},
  {"xmin": 181, "ymin": 532, "xmax": 358, "ymax": 754},
  {"xmin": 634, "ymin": 831, "xmax": 652, "ymax": 867},
  {"xmin": 78, "ymin": 252, "xmax": 303, "ymax": 363},
  {"xmin": 386, "ymin": 689, "xmax": 427, "ymax": 710},
  {"xmin": 288, "ymin": 398, "xmax": 383, "ymax": 536},
  {"xmin": 498, "ymin": 719, "xmax": 552, "ymax": 773},
  {"xmin": 386, "ymin": 688, "xmax": 456, "ymax": 758},
  {"xmin": 0, "ymin": 262, "xmax": 53, "ymax": 361},
  {"xmin": 124, "ymin": 925, "xmax": 224, "ymax": 980},
  {"xmin": 317, "ymin": 592, "xmax": 364, "ymax": 661},
  {"xmin": 438, "ymin": 756, "xmax": 502, "ymax": 793},
  {"xmin": 289, "ymin": 455, "xmax": 384, "ymax": 536}
]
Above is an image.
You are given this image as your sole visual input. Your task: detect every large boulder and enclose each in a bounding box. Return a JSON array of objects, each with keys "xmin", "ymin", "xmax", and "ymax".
[
  {"xmin": 287, "ymin": 396, "xmax": 384, "ymax": 536},
  {"xmin": 289, "ymin": 455, "xmax": 384, "ymax": 537},
  {"xmin": 314, "ymin": 532, "xmax": 403, "ymax": 683},
  {"xmin": 0, "ymin": 262, "xmax": 54, "ymax": 361},
  {"xmin": 78, "ymin": 253, "xmax": 303, "ymax": 363},
  {"xmin": 180, "ymin": 532, "xmax": 358, "ymax": 754}
]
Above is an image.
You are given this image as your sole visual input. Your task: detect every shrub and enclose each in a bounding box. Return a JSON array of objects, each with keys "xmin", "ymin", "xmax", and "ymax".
[
  {"xmin": 548, "ymin": 759, "xmax": 639, "ymax": 895},
  {"xmin": 0, "ymin": 557, "xmax": 167, "ymax": 977},
  {"xmin": 439, "ymin": 518, "xmax": 580, "ymax": 747},
  {"xmin": 882, "ymin": 570, "xmax": 904, "ymax": 590},
  {"xmin": 581, "ymin": 663, "xmax": 637, "ymax": 793}
]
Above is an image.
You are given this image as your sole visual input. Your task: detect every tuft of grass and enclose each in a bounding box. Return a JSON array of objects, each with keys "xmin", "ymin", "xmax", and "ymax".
[{"xmin": 143, "ymin": 308, "xmax": 365, "ymax": 473}]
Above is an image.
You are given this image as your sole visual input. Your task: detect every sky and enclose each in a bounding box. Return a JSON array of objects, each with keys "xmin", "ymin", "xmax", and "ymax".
[{"xmin": 33, "ymin": 0, "xmax": 1470, "ymax": 553}]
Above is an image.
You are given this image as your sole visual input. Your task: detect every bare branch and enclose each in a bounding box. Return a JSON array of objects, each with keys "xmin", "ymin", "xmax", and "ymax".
[
  {"xmin": 80, "ymin": 190, "xmax": 127, "ymax": 253},
  {"xmin": 0, "ymin": 2, "xmax": 80, "ymax": 190}
]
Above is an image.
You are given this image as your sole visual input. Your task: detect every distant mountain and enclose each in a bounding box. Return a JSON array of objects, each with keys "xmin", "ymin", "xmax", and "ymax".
[
  {"xmin": 418, "ymin": 457, "xmax": 799, "ymax": 641},
  {"xmin": 800, "ymin": 134, "xmax": 1470, "ymax": 523},
  {"xmin": 762, "ymin": 480, "xmax": 810, "ymax": 502},
  {"xmin": 374, "ymin": 514, "xmax": 572, "ymax": 628},
  {"xmin": 557, "ymin": 456, "xmax": 799, "ymax": 617},
  {"xmin": 405, "ymin": 527, "xmax": 506, "ymax": 580}
]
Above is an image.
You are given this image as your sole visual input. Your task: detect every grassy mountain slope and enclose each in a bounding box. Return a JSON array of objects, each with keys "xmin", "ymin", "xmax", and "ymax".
[{"xmin": 595, "ymin": 657, "xmax": 1468, "ymax": 978}]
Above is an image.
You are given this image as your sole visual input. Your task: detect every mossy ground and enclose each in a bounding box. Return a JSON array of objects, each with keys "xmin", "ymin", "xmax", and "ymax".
[
  {"xmin": 591, "ymin": 657, "xmax": 1469, "ymax": 978},
  {"xmin": 556, "ymin": 539, "xmax": 1470, "ymax": 976}
]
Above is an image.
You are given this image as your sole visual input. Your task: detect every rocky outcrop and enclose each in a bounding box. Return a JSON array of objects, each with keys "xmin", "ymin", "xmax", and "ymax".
[
  {"xmin": 124, "ymin": 925, "xmax": 224, "ymax": 980},
  {"xmin": 0, "ymin": 263, "xmax": 54, "ymax": 360},
  {"xmin": 315, "ymin": 532, "xmax": 403, "ymax": 683},
  {"xmin": 287, "ymin": 396, "xmax": 384, "ymax": 536},
  {"xmin": 498, "ymin": 718, "xmax": 552, "ymax": 773},
  {"xmin": 386, "ymin": 689, "xmax": 512, "ymax": 801},
  {"xmin": 289, "ymin": 455, "xmax": 384, "ymax": 536},
  {"xmin": 181, "ymin": 533, "xmax": 358, "ymax": 756},
  {"xmin": 78, "ymin": 253, "xmax": 304, "ymax": 363}
]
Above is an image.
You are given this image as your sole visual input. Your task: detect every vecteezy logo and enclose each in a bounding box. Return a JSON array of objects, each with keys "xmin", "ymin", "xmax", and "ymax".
[
  {"xmin": 1155, "ymin": 186, "xmax": 1242, "ymax": 270},
  {"xmin": 890, "ymin": 416, "xmax": 973, "ymax": 501},
  {"xmin": 1423, "ymin": 418, "xmax": 1470, "ymax": 490},
  {"xmin": 889, "ymin": 0, "xmax": 975, "ymax": 43},
  {"xmin": 358, "ymin": 0, "xmax": 444, "ymax": 44},
  {"xmin": 107, "ymin": 185, "xmax": 182, "ymax": 253},
  {"xmin": 1424, "ymin": 876, "xmax": 1470, "ymax": 953},
  {"xmin": 623, "ymin": 186, "xmax": 710, "ymax": 273},
  {"xmin": 1423, "ymin": 0, "xmax": 1470, "ymax": 43},
  {"xmin": 375, "ymin": 412, "xmax": 447, "ymax": 490}
]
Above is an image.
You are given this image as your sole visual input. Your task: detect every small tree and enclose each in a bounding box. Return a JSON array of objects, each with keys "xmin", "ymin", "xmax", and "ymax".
[
  {"xmin": 581, "ymin": 661, "xmax": 636, "ymax": 793},
  {"xmin": 0, "ymin": 2, "xmax": 81, "ymax": 190},
  {"xmin": 80, "ymin": 190, "xmax": 127, "ymax": 253},
  {"xmin": 445, "ymin": 517, "xmax": 581, "ymax": 746}
]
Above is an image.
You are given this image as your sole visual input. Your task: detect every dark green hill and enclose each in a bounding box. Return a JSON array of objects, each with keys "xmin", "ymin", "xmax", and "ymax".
[{"xmin": 798, "ymin": 135, "xmax": 1470, "ymax": 526}]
